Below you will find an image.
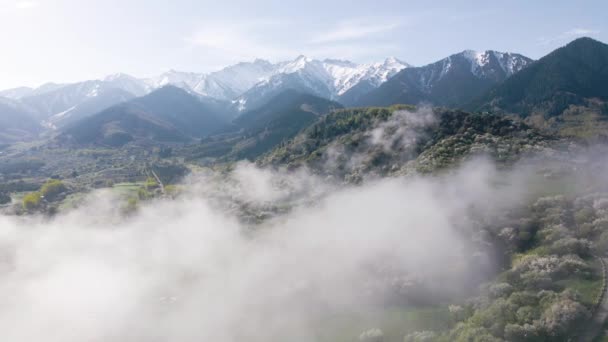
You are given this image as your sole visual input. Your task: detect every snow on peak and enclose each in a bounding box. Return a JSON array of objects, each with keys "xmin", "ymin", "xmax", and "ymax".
[
  {"xmin": 276, "ymin": 55, "xmax": 319, "ymax": 74},
  {"xmin": 383, "ymin": 56, "xmax": 409, "ymax": 68},
  {"xmin": 322, "ymin": 57, "xmax": 409, "ymax": 95},
  {"xmin": 488, "ymin": 51, "xmax": 531, "ymax": 76},
  {"xmin": 455, "ymin": 50, "xmax": 532, "ymax": 78},
  {"xmin": 323, "ymin": 59, "xmax": 358, "ymax": 68},
  {"xmin": 104, "ymin": 72, "xmax": 136, "ymax": 82},
  {"xmin": 460, "ymin": 50, "xmax": 494, "ymax": 76},
  {"xmin": 462, "ymin": 50, "xmax": 488, "ymax": 67},
  {"xmin": 0, "ymin": 55, "xmax": 412, "ymax": 108},
  {"xmin": 86, "ymin": 83, "xmax": 101, "ymax": 98}
]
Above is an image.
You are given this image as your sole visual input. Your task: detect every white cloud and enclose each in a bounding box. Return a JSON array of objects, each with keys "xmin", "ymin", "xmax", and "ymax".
[
  {"xmin": 183, "ymin": 17, "xmax": 406, "ymax": 66},
  {"xmin": 310, "ymin": 20, "xmax": 401, "ymax": 44},
  {"xmin": 538, "ymin": 27, "xmax": 600, "ymax": 45},
  {"xmin": 183, "ymin": 21, "xmax": 294, "ymax": 62},
  {"xmin": 565, "ymin": 28, "xmax": 600, "ymax": 36},
  {"xmin": 14, "ymin": 0, "xmax": 38, "ymax": 9}
]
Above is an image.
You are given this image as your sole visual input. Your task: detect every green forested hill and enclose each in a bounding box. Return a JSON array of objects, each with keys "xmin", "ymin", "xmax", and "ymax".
[
  {"xmin": 260, "ymin": 106, "xmax": 552, "ymax": 180},
  {"xmin": 60, "ymin": 86, "xmax": 229, "ymax": 146},
  {"xmin": 185, "ymin": 90, "xmax": 342, "ymax": 160},
  {"xmin": 473, "ymin": 37, "xmax": 608, "ymax": 117}
]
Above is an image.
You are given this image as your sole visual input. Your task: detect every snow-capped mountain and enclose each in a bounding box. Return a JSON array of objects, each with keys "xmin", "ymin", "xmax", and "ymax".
[
  {"xmin": 144, "ymin": 70, "xmax": 202, "ymax": 92},
  {"xmin": 324, "ymin": 56, "xmax": 410, "ymax": 95},
  {"xmin": 0, "ymin": 96, "xmax": 41, "ymax": 143},
  {"xmin": 141, "ymin": 59, "xmax": 277, "ymax": 100},
  {"xmin": 458, "ymin": 50, "xmax": 531, "ymax": 80},
  {"xmin": 21, "ymin": 80, "xmax": 136, "ymax": 128},
  {"xmin": 192, "ymin": 59, "xmax": 277, "ymax": 99},
  {"xmin": 0, "ymin": 56, "xmax": 408, "ymax": 119},
  {"xmin": 104, "ymin": 73, "xmax": 150, "ymax": 97},
  {"xmin": 0, "ymin": 87, "xmax": 34, "ymax": 100},
  {"xmin": 138, "ymin": 56, "xmax": 408, "ymax": 110},
  {"xmin": 0, "ymin": 83, "xmax": 66, "ymax": 100},
  {"xmin": 0, "ymin": 50, "xmax": 530, "ymax": 129},
  {"xmin": 353, "ymin": 50, "xmax": 533, "ymax": 107},
  {"xmin": 233, "ymin": 56, "xmax": 410, "ymax": 111}
]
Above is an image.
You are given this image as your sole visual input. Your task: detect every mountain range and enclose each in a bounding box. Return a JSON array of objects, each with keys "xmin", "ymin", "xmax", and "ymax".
[
  {"xmin": 0, "ymin": 56, "xmax": 408, "ymax": 127},
  {"xmin": 59, "ymin": 86, "xmax": 229, "ymax": 146},
  {"xmin": 472, "ymin": 37, "xmax": 608, "ymax": 117},
  {"xmin": 1, "ymin": 37, "xmax": 607, "ymax": 148},
  {"xmin": 352, "ymin": 50, "xmax": 532, "ymax": 108}
]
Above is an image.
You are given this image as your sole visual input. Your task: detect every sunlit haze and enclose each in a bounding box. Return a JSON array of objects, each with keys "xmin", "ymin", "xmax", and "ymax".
[{"xmin": 0, "ymin": 0, "xmax": 606, "ymax": 88}]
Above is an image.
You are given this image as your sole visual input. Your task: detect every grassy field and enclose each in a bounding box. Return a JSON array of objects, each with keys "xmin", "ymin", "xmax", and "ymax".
[
  {"xmin": 111, "ymin": 182, "xmax": 145, "ymax": 197},
  {"xmin": 315, "ymin": 306, "xmax": 452, "ymax": 342}
]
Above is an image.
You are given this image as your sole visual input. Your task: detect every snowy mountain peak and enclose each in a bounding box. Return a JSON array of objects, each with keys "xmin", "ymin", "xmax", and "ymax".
[
  {"xmin": 232, "ymin": 55, "xmax": 411, "ymax": 111},
  {"xmin": 294, "ymin": 55, "xmax": 311, "ymax": 62},
  {"xmin": 323, "ymin": 59, "xmax": 358, "ymax": 67},
  {"xmin": 0, "ymin": 86, "xmax": 34, "ymax": 100},
  {"xmin": 252, "ymin": 58, "xmax": 273, "ymax": 66},
  {"xmin": 461, "ymin": 50, "xmax": 487, "ymax": 66},
  {"xmin": 104, "ymin": 72, "xmax": 136, "ymax": 82},
  {"xmin": 383, "ymin": 56, "xmax": 409, "ymax": 67},
  {"xmin": 278, "ymin": 55, "xmax": 318, "ymax": 74},
  {"xmin": 453, "ymin": 50, "xmax": 533, "ymax": 78}
]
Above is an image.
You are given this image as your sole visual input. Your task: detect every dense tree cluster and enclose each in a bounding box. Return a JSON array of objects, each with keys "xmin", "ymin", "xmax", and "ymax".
[
  {"xmin": 409, "ymin": 192, "xmax": 608, "ymax": 341},
  {"xmin": 261, "ymin": 107, "xmax": 554, "ymax": 182},
  {"xmin": 21, "ymin": 179, "xmax": 68, "ymax": 212}
]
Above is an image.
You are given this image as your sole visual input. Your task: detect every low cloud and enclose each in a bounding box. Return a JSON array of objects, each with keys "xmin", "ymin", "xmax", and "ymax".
[{"xmin": 0, "ymin": 157, "xmax": 530, "ymax": 341}]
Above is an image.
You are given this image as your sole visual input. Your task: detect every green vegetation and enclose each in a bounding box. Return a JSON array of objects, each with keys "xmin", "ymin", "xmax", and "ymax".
[
  {"xmin": 1, "ymin": 37, "xmax": 608, "ymax": 340},
  {"xmin": 260, "ymin": 105, "xmax": 411, "ymax": 168},
  {"xmin": 413, "ymin": 191, "xmax": 608, "ymax": 342},
  {"xmin": 39, "ymin": 179, "xmax": 67, "ymax": 201},
  {"xmin": 61, "ymin": 86, "xmax": 228, "ymax": 146},
  {"xmin": 475, "ymin": 37, "xmax": 608, "ymax": 118},
  {"xmin": 22, "ymin": 191, "xmax": 42, "ymax": 211},
  {"xmin": 182, "ymin": 90, "xmax": 343, "ymax": 161},
  {"xmin": 317, "ymin": 307, "xmax": 452, "ymax": 342},
  {"xmin": 20, "ymin": 179, "xmax": 68, "ymax": 212},
  {"xmin": 260, "ymin": 106, "xmax": 552, "ymax": 180}
]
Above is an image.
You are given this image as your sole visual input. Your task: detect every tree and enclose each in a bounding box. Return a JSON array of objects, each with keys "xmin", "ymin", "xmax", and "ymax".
[
  {"xmin": 22, "ymin": 192, "xmax": 42, "ymax": 211},
  {"xmin": 39, "ymin": 179, "xmax": 67, "ymax": 201},
  {"xmin": 0, "ymin": 192, "xmax": 10, "ymax": 205}
]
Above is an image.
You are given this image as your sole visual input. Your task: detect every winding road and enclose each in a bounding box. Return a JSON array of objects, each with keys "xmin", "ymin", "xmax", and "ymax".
[{"xmin": 149, "ymin": 169, "xmax": 165, "ymax": 195}]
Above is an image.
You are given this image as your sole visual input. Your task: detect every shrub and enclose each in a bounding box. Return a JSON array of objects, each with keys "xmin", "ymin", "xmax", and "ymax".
[
  {"xmin": 550, "ymin": 238, "xmax": 591, "ymax": 257},
  {"xmin": 504, "ymin": 323, "xmax": 539, "ymax": 341},
  {"xmin": 538, "ymin": 298, "xmax": 590, "ymax": 338},
  {"xmin": 22, "ymin": 192, "xmax": 42, "ymax": 211},
  {"xmin": 138, "ymin": 188, "xmax": 151, "ymax": 200},
  {"xmin": 39, "ymin": 179, "xmax": 67, "ymax": 201},
  {"xmin": 145, "ymin": 177, "xmax": 159, "ymax": 190},
  {"xmin": 489, "ymin": 283, "xmax": 514, "ymax": 299}
]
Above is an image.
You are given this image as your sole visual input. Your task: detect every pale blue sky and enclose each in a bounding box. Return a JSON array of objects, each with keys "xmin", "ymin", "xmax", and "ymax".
[{"xmin": 0, "ymin": 0, "xmax": 606, "ymax": 89}]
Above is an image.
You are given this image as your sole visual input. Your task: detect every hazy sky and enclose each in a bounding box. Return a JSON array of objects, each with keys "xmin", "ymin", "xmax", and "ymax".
[{"xmin": 0, "ymin": 0, "xmax": 606, "ymax": 89}]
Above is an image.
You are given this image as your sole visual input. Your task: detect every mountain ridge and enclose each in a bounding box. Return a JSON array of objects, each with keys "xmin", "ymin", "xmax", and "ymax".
[
  {"xmin": 471, "ymin": 37, "xmax": 608, "ymax": 117},
  {"xmin": 58, "ymin": 86, "xmax": 229, "ymax": 146},
  {"xmin": 350, "ymin": 49, "xmax": 532, "ymax": 108}
]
